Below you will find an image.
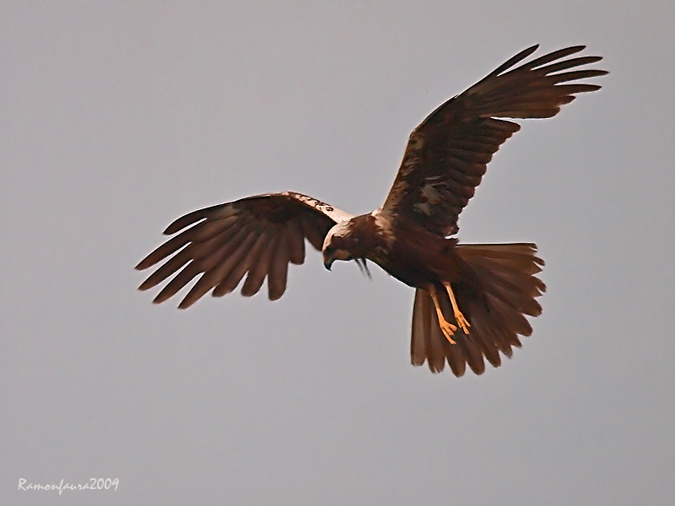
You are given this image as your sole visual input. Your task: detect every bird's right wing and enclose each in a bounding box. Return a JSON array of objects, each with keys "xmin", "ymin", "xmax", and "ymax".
[
  {"xmin": 378, "ymin": 45, "xmax": 607, "ymax": 237},
  {"xmin": 136, "ymin": 191, "xmax": 352, "ymax": 308}
]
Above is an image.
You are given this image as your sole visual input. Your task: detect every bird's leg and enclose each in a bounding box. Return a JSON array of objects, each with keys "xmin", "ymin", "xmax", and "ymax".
[
  {"xmin": 429, "ymin": 285, "xmax": 457, "ymax": 344},
  {"xmin": 442, "ymin": 281, "xmax": 471, "ymax": 335}
]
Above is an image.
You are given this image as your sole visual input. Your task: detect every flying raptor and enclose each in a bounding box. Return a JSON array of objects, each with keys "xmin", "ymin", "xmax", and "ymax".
[{"xmin": 136, "ymin": 45, "xmax": 606, "ymax": 376}]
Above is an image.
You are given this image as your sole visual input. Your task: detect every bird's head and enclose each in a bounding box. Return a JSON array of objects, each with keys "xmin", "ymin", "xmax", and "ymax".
[
  {"xmin": 322, "ymin": 221, "xmax": 355, "ymax": 270},
  {"xmin": 322, "ymin": 219, "xmax": 371, "ymax": 277}
]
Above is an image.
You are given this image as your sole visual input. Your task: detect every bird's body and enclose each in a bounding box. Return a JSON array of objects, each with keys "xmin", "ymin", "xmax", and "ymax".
[
  {"xmin": 330, "ymin": 214, "xmax": 465, "ymax": 289},
  {"xmin": 137, "ymin": 45, "xmax": 606, "ymax": 376}
]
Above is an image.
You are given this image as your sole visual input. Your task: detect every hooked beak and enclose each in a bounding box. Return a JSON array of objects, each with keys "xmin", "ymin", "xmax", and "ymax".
[{"xmin": 323, "ymin": 253, "xmax": 334, "ymax": 271}]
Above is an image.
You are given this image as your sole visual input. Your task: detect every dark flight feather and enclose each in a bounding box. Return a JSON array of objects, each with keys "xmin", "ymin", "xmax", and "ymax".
[{"xmin": 136, "ymin": 192, "xmax": 352, "ymax": 305}]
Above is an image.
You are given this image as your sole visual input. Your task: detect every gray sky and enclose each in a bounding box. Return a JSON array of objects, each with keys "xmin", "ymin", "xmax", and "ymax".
[{"xmin": 2, "ymin": 1, "xmax": 674, "ymax": 505}]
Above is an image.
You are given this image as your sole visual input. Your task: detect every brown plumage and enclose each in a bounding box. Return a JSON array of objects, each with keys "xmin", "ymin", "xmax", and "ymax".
[{"xmin": 136, "ymin": 45, "xmax": 606, "ymax": 376}]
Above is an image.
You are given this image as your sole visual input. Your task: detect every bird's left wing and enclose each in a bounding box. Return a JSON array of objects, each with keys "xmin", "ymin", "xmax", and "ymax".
[
  {"xmin": 377, "ymin": 45, "xmax": 607, "ymax": 236},
  {"xmin": 136, "ymin": 191, "xmax": 352, "ymax": 308}
]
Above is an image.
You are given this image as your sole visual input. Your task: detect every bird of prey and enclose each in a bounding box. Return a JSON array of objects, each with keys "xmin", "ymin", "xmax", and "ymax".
[{"xmin": 136, "ymin": 45, "xmax": 606, "ymax": 376}]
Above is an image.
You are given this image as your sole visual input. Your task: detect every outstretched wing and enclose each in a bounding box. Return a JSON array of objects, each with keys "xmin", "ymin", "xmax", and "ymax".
[
  {"xmin": 136, "ymin": 191, "xmax": 352, "ymax": 308},
  {"xmin": 378, "ymin": 45, "xmax": 607, "ymax": 236}
]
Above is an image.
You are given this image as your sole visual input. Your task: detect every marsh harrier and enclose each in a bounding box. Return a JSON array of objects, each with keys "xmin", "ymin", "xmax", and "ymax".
[{"xmin": 137, "ymin": 45, "xmax": 606, "ymax": 376}]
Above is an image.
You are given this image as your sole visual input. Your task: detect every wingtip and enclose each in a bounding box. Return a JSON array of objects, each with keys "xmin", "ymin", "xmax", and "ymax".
[
  {"xmin": 177, "ymin": 299, "xmax": 193, "ymax": 310},
  {"xmin": 163, "ymin": 218, "xmax": 182, "ymax": 235},
  {"xmin": 135, "ymin": 258, "xmax": 151, "ymax": 271},
  {"xmin": 138, "ymin": 277, "xmax": 158, "ymax": 291},
  {"xmin": 163, "ymin": 223, "xmax": 181, "ymax": 235},
  {"xmin": 519, "ymin": 44, "xmax": 540, "ymax": 59},
  {"xmin": 152, "ymin": 292, "xmax": 171, "ymax": 305}
]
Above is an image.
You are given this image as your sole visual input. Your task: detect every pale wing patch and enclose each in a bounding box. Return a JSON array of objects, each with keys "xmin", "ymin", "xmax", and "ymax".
[
  {"xmin": 420, "ymin": 179, "xmax": 445, "ymax": 204},
  {"xmin": 412, "ymin": 178, "xmax": 453, "ymax": 217},
  {"xmin": 413, "ymin": 202, "xmax": 432, "ymax": 216},
  {"xmin": 281, "ymin": 191, "xmax": 353, "ymax": 223}
]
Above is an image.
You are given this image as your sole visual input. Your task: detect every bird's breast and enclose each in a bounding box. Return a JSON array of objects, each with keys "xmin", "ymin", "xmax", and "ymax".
[{"xmin": 366, "ymin": 229, "xmax": 461, "ymax": 289}]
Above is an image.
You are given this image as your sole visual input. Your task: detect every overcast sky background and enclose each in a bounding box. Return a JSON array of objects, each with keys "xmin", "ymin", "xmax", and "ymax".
[{"xmin": 2, "ymin": 1, "xmax": 674, "ymax": 505}]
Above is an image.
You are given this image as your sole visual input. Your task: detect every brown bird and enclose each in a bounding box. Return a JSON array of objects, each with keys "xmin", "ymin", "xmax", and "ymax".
[{"xmin": 136, "ymin": 45, "xmax": 606, "ymax": 376}]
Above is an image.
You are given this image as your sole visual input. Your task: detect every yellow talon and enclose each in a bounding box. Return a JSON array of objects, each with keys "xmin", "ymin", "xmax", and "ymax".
[
  {"xmin": 454, "ymin": 310, "xmax": 471, "ymax": 335},
  {"xmin": 429, "ymin": 285, "xmax": 458, "ymax": 344},
  {"xmin": 438, "ymin": 319, "xmax": 458, "ymax": 344},
  {"xmin": 443, "ymin": 281, "xmax": 470, "ymax": 335}
]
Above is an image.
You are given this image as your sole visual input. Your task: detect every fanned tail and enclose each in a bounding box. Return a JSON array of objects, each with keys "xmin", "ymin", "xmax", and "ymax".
[{"xmin": 411, "ymin": 243, "xmax": 545, "ymax": 376}]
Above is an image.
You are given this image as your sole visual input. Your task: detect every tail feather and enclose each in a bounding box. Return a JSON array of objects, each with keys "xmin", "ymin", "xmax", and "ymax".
[
  {"xmin": 471, "ymin": 262, "xmax": 543, "ymax": 316},
  {"xmin": 410, "ymin": 243, "xmax": 545, "ymax": 376},
  {"xmin": 410, "ymin": 289, "xmax": 428, "ymax": 366},
  {"xmin": 444, "ymin": 338, "xmax": 468, "ymax": 376}
]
